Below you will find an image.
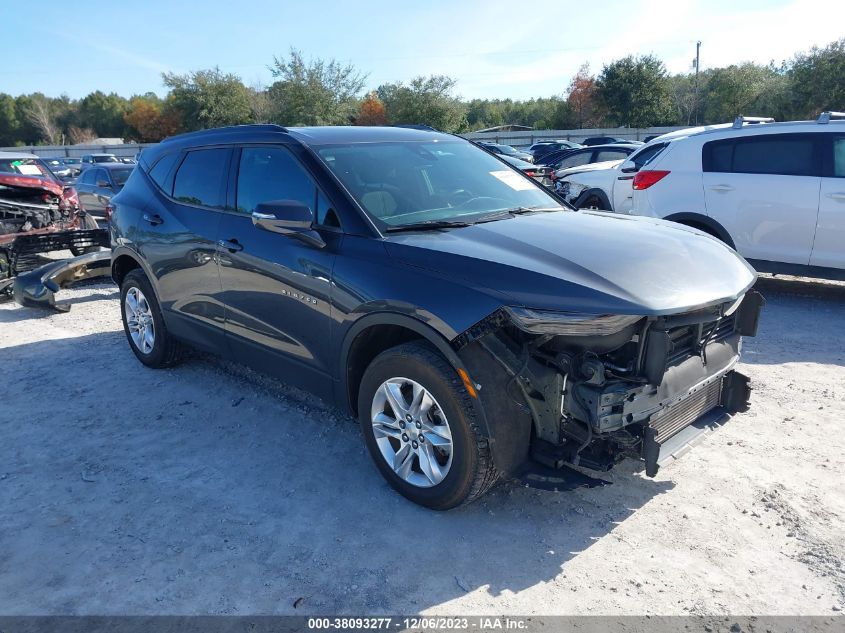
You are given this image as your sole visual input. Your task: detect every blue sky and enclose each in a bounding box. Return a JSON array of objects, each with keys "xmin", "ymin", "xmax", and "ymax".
[{"xmin": 2, "ymin": 0, "xmax": 843, "ymax": 100}]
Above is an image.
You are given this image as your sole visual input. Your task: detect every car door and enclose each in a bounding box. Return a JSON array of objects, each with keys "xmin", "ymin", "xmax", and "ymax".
[
  {"xmin": 139, "ymin": 146, "xmax": 232, "ymax": 352},
  {"xmin": 216, "ymin": 144, "xmax": 341, "ymax": 399},
  {"xmin": 702, "ymin": 133, "xmax": 822, "ymax": 264},
  {"xmin": 811, "ymin": 133, "xmax": 845, "ymax": 269},
  {"xmin": 75, "ymin": 169, "xmax": 97, "ymax": 211},
  {"xmin": 86, "ymin": 168, "xmax": 109, "ymax": 214}
]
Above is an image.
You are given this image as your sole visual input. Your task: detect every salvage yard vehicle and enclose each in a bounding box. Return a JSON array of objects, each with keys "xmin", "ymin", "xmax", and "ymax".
[
  {"xmin": 0, "ymin": 152, "xmax": 107, "ymax": 293},
  {"xmin": 110, "ymin": 124, "xmax": 763, "ymax": 509},
  {"xmin": 553, "ymin": 142, "xmax": 671, "ymax": 211},
  {"xmin": 497, "ymin": 154, "xmax": 553, "ymax": 187},
  {"xmin": 477, "ymin": 141, "xmax": 534, "ymax": 162},
  {"xmin": 75, "ymin": 162, "xmax": 135, "ymax": 221},
  {"xmin": 628, "ymin": 113, "xmax": 845, "ymax": 280}
]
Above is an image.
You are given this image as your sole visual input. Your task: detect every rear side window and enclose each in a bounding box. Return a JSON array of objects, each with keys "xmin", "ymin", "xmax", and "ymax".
[
  {"xmin": 557, "ymin": 152, "xmax": 591, "ymax": 169},
  {"xmin": 703, "ymin": 134, "xmax": 818, "ymax": 177},
  {"xmin": 595, "ymin": 150, "xmax": 630, "ymax": 162},
  {"xmin": 173, "ymin": 148, "xmax": 231, "ymax": 208},
  {"xmin": 148, "ymin": 152, "xmax": 180, "ymax": 190}
]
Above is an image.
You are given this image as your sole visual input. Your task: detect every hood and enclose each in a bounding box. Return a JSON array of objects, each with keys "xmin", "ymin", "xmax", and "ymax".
[
  {"xmin": 0, "ymin": 172, "xmax": 63, "ymax": 198},
  {"xmin": 554, "ymin": 159, "xmax": 622, "ymax": 178},
  {"xmin": 385, "ymin": 210, "xmax": 756, "ymax": 316}
]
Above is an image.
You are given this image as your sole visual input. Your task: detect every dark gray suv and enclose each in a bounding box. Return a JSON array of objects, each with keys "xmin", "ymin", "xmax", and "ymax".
[{"xmin": 110, "ymin": 124, "xmax": 763, "ymax": 509}]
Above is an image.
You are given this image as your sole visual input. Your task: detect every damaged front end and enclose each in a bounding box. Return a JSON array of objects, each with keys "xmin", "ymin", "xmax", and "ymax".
[
  {"xmin": 0, "ymin": 172, "xmax": 108, "ymax": 293},
  {"xmin": 454, "ymin": 290, "xmax": 765, "ymax": 480}
]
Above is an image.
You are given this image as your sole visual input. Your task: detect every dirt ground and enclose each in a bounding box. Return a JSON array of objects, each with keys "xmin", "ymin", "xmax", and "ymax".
[{"xmin": 0, "ymin": 273, "xmax": 843, "ymax": 616}]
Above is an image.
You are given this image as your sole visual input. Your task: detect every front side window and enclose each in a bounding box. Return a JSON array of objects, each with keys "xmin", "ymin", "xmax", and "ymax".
[
  {"xmin": 317, "ymin": 140, "xmax": 563, "ymax": 229},
  {"xmin": 172, "ymin": 148, "xmax": 231, "ymax": 208},
  {"xmin": 237, "ymin": 147, "xmax": 310, "ymax": 212},
  {"xmin": 77, "ymin": 169, "xmax": 95, "ymax": 185}
]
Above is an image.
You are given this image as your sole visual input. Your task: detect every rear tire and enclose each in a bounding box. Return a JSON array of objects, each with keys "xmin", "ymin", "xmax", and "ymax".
[
  {"xmin": 119, "ymin": 269, "xmax": 182, "ymax": 368},
  {"xmin": 358, "ymin": 342, "xmax": 498, "ymax": 510}
]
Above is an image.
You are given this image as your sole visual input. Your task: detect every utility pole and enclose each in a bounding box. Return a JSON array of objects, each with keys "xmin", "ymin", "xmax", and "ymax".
[{"xmin": 694, "ymin": 41, "xmax": 701, "ymax": 125}]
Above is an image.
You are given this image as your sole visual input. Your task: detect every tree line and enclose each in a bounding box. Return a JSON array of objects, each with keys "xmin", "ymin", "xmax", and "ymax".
[{"xmin": 1, "ymin": 39, "xmax": 843, "ymax": 147}]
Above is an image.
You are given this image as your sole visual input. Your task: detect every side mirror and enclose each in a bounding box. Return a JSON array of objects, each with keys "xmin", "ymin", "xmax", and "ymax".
[
  {"xmin": 96, "ymin": 180, "xmax": 111, "ymax": 188},
  {"xmin": 619, "ymin": 160, "xmax": 638, "ymax": 173},
  {"xmin": 252, "ymin": 200, "xmax": 326, "ymax": 249}
]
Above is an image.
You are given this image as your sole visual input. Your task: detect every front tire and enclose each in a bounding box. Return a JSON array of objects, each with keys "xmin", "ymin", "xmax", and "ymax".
[
  {"xmin": 358, "ymin": 342, "xmax": 498, "ymax": 510},
  {"xmin": 119, "ymin": 269, "xmax": 182, "ymax": 368}
]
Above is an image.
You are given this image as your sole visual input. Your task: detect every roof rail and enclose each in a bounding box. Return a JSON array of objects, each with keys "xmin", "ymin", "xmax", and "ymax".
[
  {"xmin": 732, "ymin": 116, "xmax": 775, "ymax": 129},
  {"xmin": 817, "ymin": 111, "xmax": 845, "ymax": 124}
]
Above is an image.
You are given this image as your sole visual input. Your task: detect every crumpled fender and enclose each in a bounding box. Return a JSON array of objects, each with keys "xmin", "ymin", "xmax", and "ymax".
[{"xmin": 13, "ymin": 251, "xmax": 111, "ymax": 311}]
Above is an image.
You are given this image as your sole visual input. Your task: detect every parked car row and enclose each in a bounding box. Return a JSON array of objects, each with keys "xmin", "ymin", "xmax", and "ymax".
[{"xmin": 554, "ymin": 113, "xmax": 845, "ymax": 279}]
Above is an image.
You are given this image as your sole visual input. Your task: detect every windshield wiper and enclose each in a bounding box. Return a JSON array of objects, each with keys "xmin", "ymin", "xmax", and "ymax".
[
  {"xmin": 473, "ymin": 206, "xmax": 561, "ymax": 223},
  {"xmin": 383, "ymin": 220, "xmax": 473, "ymax": 233}
]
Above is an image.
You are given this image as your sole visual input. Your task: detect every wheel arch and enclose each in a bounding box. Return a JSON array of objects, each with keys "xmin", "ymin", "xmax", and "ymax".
[
  {"xmin": 111, "ymin": 247, "xmax": 156, "ymax": 289},
  {"xmin": 340, "ymin": 312, "xmax": 468, "ymax": 418},
  {"xmin": 340, "ymin": 312, "xmax": 531, "ymax": 477},
  {"xmin": 663, "ymin": 212, "xmax": 736, "ymax": 249},
  {"xmin": 573, "ymin": 188, "xmax": 612, "ymax": 211}
]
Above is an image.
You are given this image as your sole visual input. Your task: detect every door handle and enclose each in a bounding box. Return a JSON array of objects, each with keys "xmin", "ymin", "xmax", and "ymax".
[
  {"xmin": 708, "ymin": 184, "xmax": 735, "ymax": 192},
  {"xmin": 142, "ymin": 213, "xmax": 163, "ymax": 226},
  {"xmin": 826, "ymin": 192, "xmax": 845, "ymax": 201},
  {"xmin": 217, "ymin": 238, "xmax": 244, "ymax": 252}
]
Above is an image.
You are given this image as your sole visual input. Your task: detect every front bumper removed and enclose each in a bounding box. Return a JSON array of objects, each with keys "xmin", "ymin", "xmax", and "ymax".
[{"xmin": 642, "ymin": 369, "xmax": 750, "ymax": 476}]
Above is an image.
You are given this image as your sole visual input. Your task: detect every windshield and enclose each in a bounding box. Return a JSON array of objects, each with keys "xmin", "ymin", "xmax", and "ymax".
[
  {"xmin": 0, "ymin": 158, "xmax": 59, "ymax": 183},
  {"xmin": 93, "ymin": 155, "xmax": 119, "ymax": 163},
  {"xmin": 317, "ymin": 140, "xmax": 563, "ymax": 229}
]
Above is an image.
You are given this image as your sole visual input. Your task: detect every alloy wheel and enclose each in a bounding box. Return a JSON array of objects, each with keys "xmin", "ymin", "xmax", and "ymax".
[
  {"xmin": 370, "ymin": 377, "xmax": 453, "ymax": 488},
  {"xmin": 124, "ymin": 286, "xmax": 155, "ymax": 354}
]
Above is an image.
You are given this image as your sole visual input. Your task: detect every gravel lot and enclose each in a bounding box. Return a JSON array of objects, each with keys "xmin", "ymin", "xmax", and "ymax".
[{"xmin": 0, "ymin": 273, "xmax": 843, "ymax": 616}]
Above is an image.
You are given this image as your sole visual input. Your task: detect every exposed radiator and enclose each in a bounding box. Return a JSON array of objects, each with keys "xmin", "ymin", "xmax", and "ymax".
[{"xmin": 649, "ymin": 378, "xmax": 723, "ymax": 444}]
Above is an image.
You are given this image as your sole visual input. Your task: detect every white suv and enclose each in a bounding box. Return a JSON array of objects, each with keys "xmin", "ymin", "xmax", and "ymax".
[{"xmin": 626, "ymin": 113, "xmax": 845, "ymax": 279}]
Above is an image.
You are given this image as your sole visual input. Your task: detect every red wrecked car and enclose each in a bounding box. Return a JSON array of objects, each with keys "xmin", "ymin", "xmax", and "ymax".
[{"xmin": 0, "ymin": 152, "xmax": 108, "ymax": 293}]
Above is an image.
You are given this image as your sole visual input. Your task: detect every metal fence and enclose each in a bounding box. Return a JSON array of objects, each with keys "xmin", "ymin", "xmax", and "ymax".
[
  {"xmin": 464, "ymin": 126, "xmax": 687, "ymax": 148},
  {"xmin": 1, "ymin": 126, "xmax": 691, "ymax": 157},
  {"xmin": 0, "ymin": 143, "xmax": 156, "ymax": 159}
]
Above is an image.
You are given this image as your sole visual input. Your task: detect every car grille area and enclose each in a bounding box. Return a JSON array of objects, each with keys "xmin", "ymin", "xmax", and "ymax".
[{"xmin": 666, "ymin": 315, "xmax": 736, "ymax": 367}]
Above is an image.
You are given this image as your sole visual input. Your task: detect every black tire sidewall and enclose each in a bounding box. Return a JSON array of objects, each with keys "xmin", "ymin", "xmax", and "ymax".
[
  {"xmin": 358, "ymin": 344, "xmax": 480, "ymax": 510},
  {"xmin": 119, "ymin": 270, "xmax": 170, "ymax": 368}
]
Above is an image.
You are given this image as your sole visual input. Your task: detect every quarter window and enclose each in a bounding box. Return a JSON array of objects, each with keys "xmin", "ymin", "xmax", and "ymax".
[
  {"xmin": 148, "ymin": 152, "xmax": 180, "ymax": 191},
  {"xmin": 630, "ymin": 143, "xmax": 668, "ymax": 170},
  {"xmin": 172, "ymin": 148, "xmax": 231, "ymax": 208}
]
